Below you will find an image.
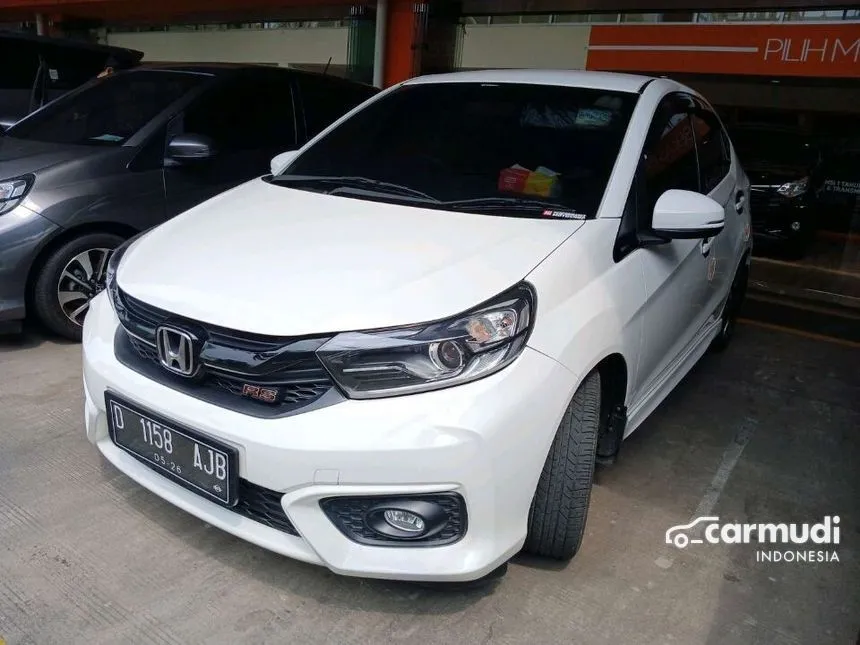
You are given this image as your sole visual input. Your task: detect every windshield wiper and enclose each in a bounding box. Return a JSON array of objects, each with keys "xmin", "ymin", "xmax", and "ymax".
[
  {"xmin": 441, "ymin": 196, "xmax": 576, "ymax": 214},
  {"xmin": 270, "ymin": 174, "xmax": 439, "ymax": 202}
]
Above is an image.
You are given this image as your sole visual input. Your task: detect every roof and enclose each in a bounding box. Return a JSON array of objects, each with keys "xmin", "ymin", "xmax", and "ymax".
[
  {"xmin": 0, "ymin": 29, "xmax": 143, "ymax": 66},
  {"xmin": 139, "ymin": 61, "xmax": 280, "ymax": 73},
  {"xmin": 136, "ymin": 62, "xmax": 374, "ymax": 87},
  {"xmin": 404, "ymin": 69, "xmax": 656, "ymax": 93}
]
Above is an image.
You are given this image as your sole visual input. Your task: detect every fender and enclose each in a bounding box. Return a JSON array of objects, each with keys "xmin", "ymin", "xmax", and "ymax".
[{"xmin": 525, "ymin": 219, "xmax": 643, "ymax": 408}]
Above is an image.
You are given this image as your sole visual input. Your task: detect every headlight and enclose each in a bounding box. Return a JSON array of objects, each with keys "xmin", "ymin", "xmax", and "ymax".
[
  {"xmin": 317, "ymin": 283, "xmax": 535, "ymax": 399},
  {"xmin": 776, "ymin": 176, "xmax": 809, "ymax": 199},
  {"xmin": 105, "ymin": 231, "xmax": 146, "ymax": 312},
  {"xmin": 0, "ymin": 175, "xmax": 34, "ymax": 215}
]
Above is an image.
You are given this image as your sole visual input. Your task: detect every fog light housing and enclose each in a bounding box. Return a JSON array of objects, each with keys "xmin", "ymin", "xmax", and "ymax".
[{"xmin": 320, "ymin": 493, "xmax": 467, "ymax": 547}]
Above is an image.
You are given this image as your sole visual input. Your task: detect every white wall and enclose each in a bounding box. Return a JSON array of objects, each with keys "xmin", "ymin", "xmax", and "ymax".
[
  {"xmin": 106, "ymin": 27, "xmax": 349, "ymax": 67},
  {"xmin": 460, "ymin": 24, "xmax": 591, "ymax": 70}
]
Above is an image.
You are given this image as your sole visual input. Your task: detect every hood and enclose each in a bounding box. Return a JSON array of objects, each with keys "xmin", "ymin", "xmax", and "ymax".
[
  {"xmin": 744, "ymin": 162, "xmax": 809, "ymax": 188},
  {"xmin": 118, "ymin": 180, "xmax": 582, "ymax": 336},
  {"xmin": 0, "ymin": 136, "xmax": 105, "ymax": 179}
]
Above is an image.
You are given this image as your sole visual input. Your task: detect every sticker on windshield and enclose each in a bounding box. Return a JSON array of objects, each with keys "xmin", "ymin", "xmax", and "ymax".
[
  {"xmin": 542, "ymin": 209, "xmax": 586, "ymax": 220},
  {"xmin": 575, "ymin": 108, "xmax": 613, "ymax": 128}
]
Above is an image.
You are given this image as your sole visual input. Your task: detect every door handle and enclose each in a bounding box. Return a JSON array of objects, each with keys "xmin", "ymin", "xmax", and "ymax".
[
  {"xmin": 701, "ymin": 237, "xmax": 714, "ymax": 256},
  {"xmin": 735, "ymin": 190, "xmax": 746, "ymax": 214}
]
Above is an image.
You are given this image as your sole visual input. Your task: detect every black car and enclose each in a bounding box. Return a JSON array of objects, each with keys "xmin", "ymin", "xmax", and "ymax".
[
  {"xmin": 0, "ymin": 64, "xmax": 377, "ymax": 339},
  {"xmin": 732, "ymin": 125, "xmax": 860, "ymax": 258},
  {"xmin": 730, "ymin": 126, "xmax": 821, "ymax": 257},
  {"xmin": 0, "ymin": 30, "xmax": 143, "ymax": 125}
]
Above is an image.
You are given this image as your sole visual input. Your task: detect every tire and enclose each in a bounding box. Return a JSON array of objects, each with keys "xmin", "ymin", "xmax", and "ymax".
[
  {"xmin": 710, "ymin": 261, "xmax": 749, "ymax": 353},
  {"xmin": 32, "ymin": 232, "xmax": 125, "ymax": 341},
  {"xmin": 524, "ymin": 371, "xmax": 601, "ymax": 560}
]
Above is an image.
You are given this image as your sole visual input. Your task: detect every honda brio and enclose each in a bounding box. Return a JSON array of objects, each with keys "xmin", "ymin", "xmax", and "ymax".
[{"xmin": 82, "ymin": 70, "xmax": 752, "ymax": 582}]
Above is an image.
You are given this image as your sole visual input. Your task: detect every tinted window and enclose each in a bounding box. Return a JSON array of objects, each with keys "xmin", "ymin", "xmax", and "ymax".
[
  {"xmin": 296, "ymin": 74, "xmax": 378, "ymax": 138},
  {"xmin": 278, "ymin": 82, "xmax": 638, "ymax": 218},
  {"xmin": 6, "ymin": 70, "xmax": 205, "ymax": 146},
  {"xmin": 0, "ymin": 40, "xmax": 40, "ymax": 90},
  {"xmin": 693, "ymin": 108, "xmax": 731, "ymax": 193},
  {"xmin": 182, "ymin": 72, "xmax": 296, "ymax": 152},
  {"xmin": 642, "ymin": 95, "xmax": 699, "ymax": 213}
]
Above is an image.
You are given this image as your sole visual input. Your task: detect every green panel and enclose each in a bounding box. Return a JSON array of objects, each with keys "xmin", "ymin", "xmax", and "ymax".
[{"xmin": 347, "ymin": 6, "xmax": 375, "ymax": 84}]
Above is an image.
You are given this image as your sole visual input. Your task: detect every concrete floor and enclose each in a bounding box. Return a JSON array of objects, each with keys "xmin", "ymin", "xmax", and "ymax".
[{"xmin": 0, "ymin": 324, "xmax": 857, "ymax": 645}]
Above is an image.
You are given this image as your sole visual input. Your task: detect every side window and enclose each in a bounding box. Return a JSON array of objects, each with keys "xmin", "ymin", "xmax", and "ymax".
[
  {"xmin": 182, "ymin": 73, "xmax": 297, "ymax": 153},
  {"xmin": 297, "ymin": 75, "xmax": 377, "ymax": 138},
  {"xmin": 642, "ymin": 95, "xmax": 700, "ymax": 215},
  {"xmin": 692, "ymin": 107, "xmax": 731, "ymax": 194}
]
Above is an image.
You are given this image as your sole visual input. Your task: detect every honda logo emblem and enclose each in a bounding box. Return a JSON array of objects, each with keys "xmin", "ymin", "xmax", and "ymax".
[{"xmin": 156, "ymin": 326, "xmax": 198, "ymax": 377}]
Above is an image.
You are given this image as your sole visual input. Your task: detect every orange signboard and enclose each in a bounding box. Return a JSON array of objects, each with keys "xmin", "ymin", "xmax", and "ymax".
[{"xmin": 587, "ymin": 24, "xmax": 860, "ymax": 78}]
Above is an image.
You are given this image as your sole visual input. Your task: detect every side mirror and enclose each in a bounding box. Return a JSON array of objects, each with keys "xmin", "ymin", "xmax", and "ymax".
[
  {"xmin": 652, "ymin": 189, "xmax": 725, "ymax": 239},
  {"xmin": 166, "ymin": 133, "xmax": 218, "ymax": 162},
  {"xmin": 270, "ymin": 149, "xmax": 298, "ymax": 175}
]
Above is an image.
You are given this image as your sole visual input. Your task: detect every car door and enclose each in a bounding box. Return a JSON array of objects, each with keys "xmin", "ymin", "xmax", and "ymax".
[
  {"xmin": 164, "ymin": 70, "xmax": 299, "ymax": 217},
  {"xmin": 631, "ymin": 93, "xmax": 714, "ymax": 404},
  {"xmin": 691, "ymin": 101, "xmax": 742, "ymax": 326}
]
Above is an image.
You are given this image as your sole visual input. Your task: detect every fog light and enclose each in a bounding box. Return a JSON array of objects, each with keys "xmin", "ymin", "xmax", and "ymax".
[
  {"xmin": 791, "ymin": 221, "xmax": 801, "ymax": 231},
  {"xmin": 383, "ymin": 509, "xmax": 425, "ymax": 533},
  {"xmin": 319, "ymin": 494, "xmax": 466, "ymax": 546}
]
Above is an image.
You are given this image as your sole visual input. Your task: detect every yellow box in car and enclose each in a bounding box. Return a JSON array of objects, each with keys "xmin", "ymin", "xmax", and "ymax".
[{"xmin": 523, "ymin": 170, "xmax": 559, "ymax": 198}]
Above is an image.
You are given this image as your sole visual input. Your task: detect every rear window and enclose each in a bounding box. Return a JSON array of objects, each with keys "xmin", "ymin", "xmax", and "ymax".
[
  {"xmin": 296, "ymin": 74, "xmax": 378, "ymax": 138},
  {"xmin": 5, "ymin": 70, "xmax": 207, "ymax": 146},
  {"xmin": 278, "ymin": 82, "xmax": 638, "ymax": 218}
]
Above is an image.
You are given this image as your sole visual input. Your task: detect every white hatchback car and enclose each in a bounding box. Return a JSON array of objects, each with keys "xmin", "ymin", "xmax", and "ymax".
[{"xmin": 82, "ymin": 70, "xmax": 752, "ymax": 582}]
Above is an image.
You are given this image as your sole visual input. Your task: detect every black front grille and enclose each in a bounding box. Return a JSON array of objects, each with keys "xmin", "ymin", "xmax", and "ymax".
[
  {"xmin": 750, "ymin": 189, "xmax": 780, "ymax": 223},
  {"xmin": 129, "ymin": 334, "xmax": 159, "ymax": 363},
  {"xmin": 114, "ymin": 289, "xmax": 343, "ymax": 418},
  {"xmin": 320, "ymin": 494, "xmax": 467, "ymax": 547},
  {"xmin": 234, "ymin": 480, "xmax": 298, "ymax": 536}
]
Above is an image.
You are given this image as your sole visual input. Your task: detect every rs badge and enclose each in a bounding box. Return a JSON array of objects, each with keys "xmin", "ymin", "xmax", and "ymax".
[{"xmin": 241, "ymin": 384, "xmax": 279, "ymax": 403}]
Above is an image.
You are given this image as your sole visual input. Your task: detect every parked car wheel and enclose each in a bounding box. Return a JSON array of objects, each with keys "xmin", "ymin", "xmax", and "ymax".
[
  {"xmin": 710, "ymin": 261, "xmax": 749, "ymax": 353},
  {"xmin": 32, "ymin": 233, "xmax": 125, "ymax": 341},
  {"xmin": 524, "ymin": 371, "xmax": 601, "ymax": 560}
]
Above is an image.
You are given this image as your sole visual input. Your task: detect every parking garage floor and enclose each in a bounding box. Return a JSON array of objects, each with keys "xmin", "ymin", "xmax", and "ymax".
[{"xmin": 0, "ymin": 323, "xmax": 858, "ymax": 645}]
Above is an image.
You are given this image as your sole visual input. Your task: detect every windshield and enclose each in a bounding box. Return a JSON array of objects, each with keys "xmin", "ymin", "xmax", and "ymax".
[
  {"xmin": 272, "ymin": 82, "xmax": 638, "ymax": 218},
  {"xmin": 5, "ymin": 70, "xmax": 207, "ymax": 146}
]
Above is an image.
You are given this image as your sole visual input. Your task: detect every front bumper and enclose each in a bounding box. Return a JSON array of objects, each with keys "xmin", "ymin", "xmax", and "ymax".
[
  {"xmin": 82, "ymin": 292, "xmax": 577, "ymax": 582},
  {"xmin": 750, "ymin": 189, "xmax": 813, "ymax": 247},
  {"xmin": 0, "ymin": 204, "xmax": 59, "ymax": 324}
]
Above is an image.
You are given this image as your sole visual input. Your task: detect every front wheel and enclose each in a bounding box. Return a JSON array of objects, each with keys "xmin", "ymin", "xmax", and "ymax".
[
  {"xmin": 32, "ymin": 233, "xmax": 125, "ymax": 341},
  {"xmin": 524, "ymin": 371, "xmax": 601, "ymax": 560}
]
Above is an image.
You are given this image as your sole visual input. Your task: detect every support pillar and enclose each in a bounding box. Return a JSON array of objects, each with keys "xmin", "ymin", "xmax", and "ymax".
[
  {"xmin": 382, "ymin": 0, "xmax": 420, "ymax": 87},
  {"xmin": 381, "ymin": 1, "xmax": 463, "ymax": 88},
  {"xmin": 372, "ymin": 0, "xmax": 388, "ymax": 88}
]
